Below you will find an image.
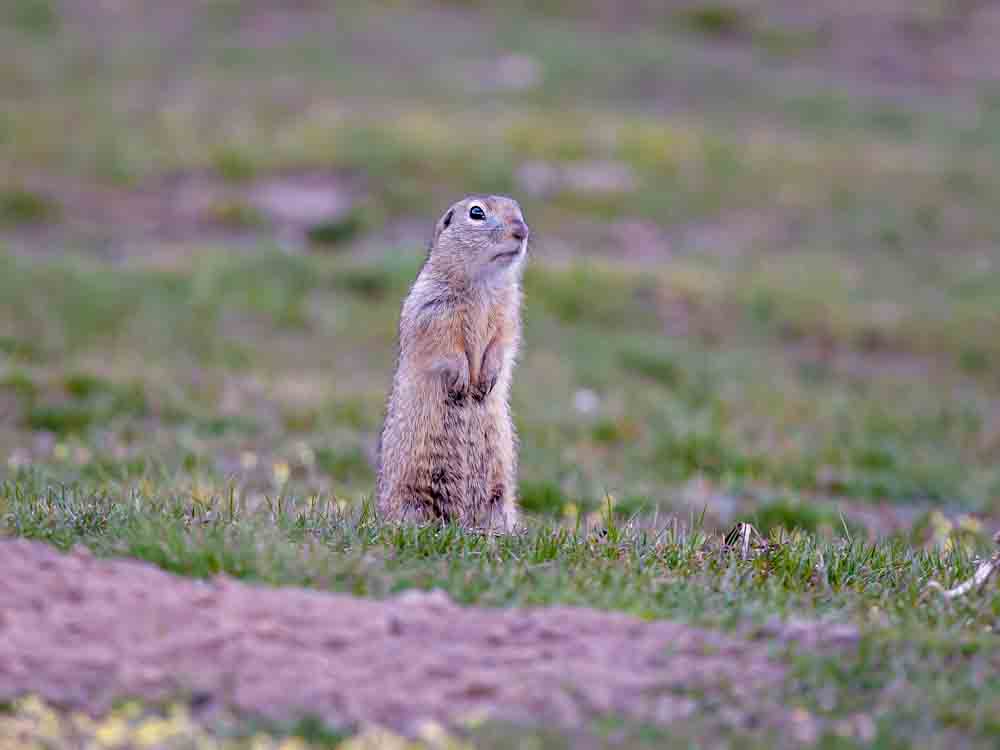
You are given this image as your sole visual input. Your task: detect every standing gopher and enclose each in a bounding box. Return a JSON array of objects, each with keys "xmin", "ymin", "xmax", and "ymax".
[{"xmin": 375, "ymin": 195, "xmax": 529, "ymax": 530}]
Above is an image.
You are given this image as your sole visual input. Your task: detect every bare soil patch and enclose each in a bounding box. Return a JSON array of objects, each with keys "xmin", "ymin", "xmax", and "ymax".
[
  {"xmin": 0, "ymin": 539, "xmax": 807, "ymax": 738},
  {"xmin": 2, "ymin": 170, "xmax": 364, "ymax": 261}
]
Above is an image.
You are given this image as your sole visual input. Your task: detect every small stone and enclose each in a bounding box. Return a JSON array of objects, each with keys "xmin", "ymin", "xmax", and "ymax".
[
  {"xmin": 495, "ymin": 54, "xmax": 542, "ymax": 91},
  {"xmin": 515, "ymin": 161, "xmax": 562, "ymax": 198},
  {"xmin": 573, "ymin": 389, "xmax": 600, "ymax": 415},
  {"xmin": 564, "ymin": 161, "xmax": 637, "ymax": 194},
  {"xmin": 250, "ymin": 179, "xmax": 350, "ymax": 226},
  {"xmin": 394, "ymin": 588, "xmax": 453, "ymax": 610}
]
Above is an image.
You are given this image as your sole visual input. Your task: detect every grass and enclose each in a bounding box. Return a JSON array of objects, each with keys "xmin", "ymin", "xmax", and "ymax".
[
  {"xmin": 0, "ymin": 248, "xmax": 995, "ymax": 513},
  {"xmin": 306, "ymin": 206, "xmax": 373, "ymax": 247},
  {"xmin": 1, "ymin": 0, "xmax": 999, "ymax": 747},
  {"xmin": 0, "ymin": 694, "xmax": 350, "ymax": 750},
  {"xmin": 3, "ymin": 475, "xmax": 992, "ymax": 626},
  {"xmin": 1, "ymin": 477, "xmax": 998, "ymax": 747}
]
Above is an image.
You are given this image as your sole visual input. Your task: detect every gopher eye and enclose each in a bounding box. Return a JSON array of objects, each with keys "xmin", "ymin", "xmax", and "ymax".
[{"xmin": 468, "ymin": 205, "xmax": 486, "ymax": 221}]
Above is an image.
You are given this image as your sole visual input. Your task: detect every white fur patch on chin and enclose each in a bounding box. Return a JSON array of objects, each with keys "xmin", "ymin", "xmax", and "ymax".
[{"xmin": 478, "ymin": 260, "xmax": 519, "ymax": 290}]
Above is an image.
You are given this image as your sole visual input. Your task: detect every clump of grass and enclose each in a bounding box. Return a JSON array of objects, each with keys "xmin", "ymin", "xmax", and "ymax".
[
  {"xmin": 866, "ymin": 105, "xmax": 915, "ymax": 137},
  {"xmin": 25, "ymin": 403, "xmax": 90, "ymax": 435},
  {"xmin": 0, "ymin": 335, "xmax": 41, "ymax": 362},
  {"xmin": 315, "ymin": 443, "xmax": 373, "ymax": 484},
  {"xmin": 332, "ymin": 120, "xmax": 449, "ymax": 181},
  {"xmin": 608, "ymin": 494, "xmax": 655, "ymax": 520},
  {"xmin": 78, "ymin": 456, "xmax": 154, "ymax": 484},
  {"xmin": 0, "ymin": 253, "xmax": 210, "ymax": 357},
  {"xmin": 93, "ymin": 129, "xmax": 139, "ymax": 185},
  {"xmin": 676, "ymin": 4, "xmax": 748, "ymax": 38},
  {"xmin": 204, "ymin": 200, "xmax": 267, "ymax": 229},
  {"xmin": 958, "ymin": 348, "xmax": 990, "ymax": 374},
  {"xmin": 330, "ymin": 253, "xmax": 421, "ymax": 300},
  {"xmin": 190, "ymin": 413, "xmax": 259, "ymax": 437},
  {"xmin": 619, "ymin": 347, "xmax": 681, "ymax": 387},
  {"xmin": 325, "ymin": 115, "xmax": 517, "ymax": 216},
  {"xmin": 504, "ymin": 116, "xmax": 592, "ymax": 162},
  {"xmin": 749, "ymin": 498, "xmax": 859, "ymax": 537},
  {"xmin": 518, "ymin": 479, "xmax": 570, "ymax": 515},
  {"xmin": 24, "ymin": 373, "xmax": 148, "ymax": 437},
  {"xmin": 590, "ymin": 416, "xmax": 639, "ymax": 445},
  {"xmin": 211, "ymin": 148, "xmax": 257, "ymax": 183},
  {"xmin": 0, "ymin": 369, "xmax": 38, "ymax": 401},
  {"xmin": 618, "ymin": 340, "xmax": 718, "ymax": 406},
  {"xmin": 63, "ymin": 372, "xmax": 118, "ymax": 400},
  {"xmin": 654, "ymin": 426, "xmax": 762, "ymax": 481},
  {"xmin": 306, "ymin": 206, "xmax": 371, "ymax": 247},
  {"xmin": 282, "ymin": 407, "xmax": 320, "ymax": 433},
  {"xmin": 616, "ymin": 119, "xmax": 704, "ymax": 175},
  {"xmin": 5, "ymin": 0, "xmax": 59, "ymax": 36},
  {"xmin": 191, "ymin": 252, "xmax": 317, "ymax": 329},
  {"xmin": 524, "ymin": 264, "xmax": 658, "ymax": 329},
  {"xmin": 25, "ymin": 403, "xmax": 97, "ymax": 435},
  {"xmin": 0, "ymin": 188, "xmax": 59, "ymax": 226},
  {"xmin": 550, "ymin": 191, "xmax": 630, "ymax": 221},
  {"xmin": 325, "ymin": 395, "xmax": 381, "ymax": 431},
  {"xmin": 752, "ymin": 25, "xmax": 829, "ymax": 58}
]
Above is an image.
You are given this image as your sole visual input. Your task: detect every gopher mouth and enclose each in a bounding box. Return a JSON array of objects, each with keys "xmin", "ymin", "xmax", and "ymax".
[
  {"xmin": 491, "ymin": 249, "xmax": 521, "ymax": 262},
  {"xmin": 491, "ymin": 239, "xmax": 526, "ymax": 263}
]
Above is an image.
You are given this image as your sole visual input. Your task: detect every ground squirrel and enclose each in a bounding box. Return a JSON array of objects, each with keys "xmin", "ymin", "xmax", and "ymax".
[{"xmin": 375, "ymin": 195, "xmax": 529, "ymax": 530}]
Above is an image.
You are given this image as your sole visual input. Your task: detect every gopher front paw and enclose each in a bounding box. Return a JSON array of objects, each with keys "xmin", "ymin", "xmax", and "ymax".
[
  {"xmin": 438, "ymin": 356, "xmax": 470, "ymax": 405},
  {"xmin": 472, "ymin": 340, "xmax": 504, "ymax": 403},
  {"xmin": 471, "ymin": 371, "xmax": 498, "ymax": 403}
]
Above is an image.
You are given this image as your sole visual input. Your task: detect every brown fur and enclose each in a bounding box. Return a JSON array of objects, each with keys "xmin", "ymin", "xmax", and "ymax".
[{"xmin": 375, "ymin": 195, "xmax": 528, "ymax": 530}]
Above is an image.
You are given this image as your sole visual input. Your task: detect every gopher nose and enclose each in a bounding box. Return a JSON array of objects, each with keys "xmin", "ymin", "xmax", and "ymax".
[{"xmin": 510, "ymin": 219, "xmax": 529, "ymax": 241}]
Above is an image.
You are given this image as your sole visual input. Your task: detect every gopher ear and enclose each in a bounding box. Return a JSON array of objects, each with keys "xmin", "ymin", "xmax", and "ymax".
[
  {"xmin": 432, "ymin": 209, "xmax": 454, "ymax": 249},
  {"xmin": 429, "ymin": 208, "xmax": 454, "ymax": 253}
]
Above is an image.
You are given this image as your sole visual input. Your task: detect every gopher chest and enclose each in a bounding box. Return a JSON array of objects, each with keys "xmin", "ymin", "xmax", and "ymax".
[{"xmin": 461, "ymin": 307, "xmax": 501, "ymax": 385}]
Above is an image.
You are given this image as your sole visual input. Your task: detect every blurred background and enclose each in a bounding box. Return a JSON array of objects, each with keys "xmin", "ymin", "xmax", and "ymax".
[{"xmin": 2, "ymin": 0, "xmax": 999, "ymax": 539}]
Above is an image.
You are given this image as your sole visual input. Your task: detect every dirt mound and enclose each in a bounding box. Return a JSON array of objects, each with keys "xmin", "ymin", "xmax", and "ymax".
[{"xmin": 0, "ymin": 539, "xmax": 795, "ymax": 737}]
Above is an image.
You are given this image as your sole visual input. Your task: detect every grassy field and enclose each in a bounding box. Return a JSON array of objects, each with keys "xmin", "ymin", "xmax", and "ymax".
[{"xmin": 1, "ymin": 1, "xmax": 999, "ymax": 748}]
